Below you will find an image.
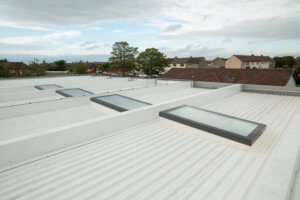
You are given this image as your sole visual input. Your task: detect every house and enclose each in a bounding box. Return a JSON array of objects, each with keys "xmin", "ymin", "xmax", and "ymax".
[
  {"xmin": 165, "ymin": 56, "xmax": 207, "ymax": 72},
  {"xmin": 296, "ymin": 56, "xmax": 300, "ymax": 64},
  {"xmin": 208, "ymin": 57, "xmax": 227, "ymax": 68},
  {"xmin": 0, "ymin": 62, "xmax": 29, "ymax": 76},
  {"xmin": 162, "ymin": 68, "xmax": 299, "ymax": 87},
  {"xmin": 225, "ymin": 54, "xmax": 275, "ymax": 69}
]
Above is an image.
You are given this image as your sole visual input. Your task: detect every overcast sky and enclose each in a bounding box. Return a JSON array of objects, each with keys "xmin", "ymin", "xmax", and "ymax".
[{"xmin": 0, "ymin": 0, "xmax": 299, "ymax": 62}]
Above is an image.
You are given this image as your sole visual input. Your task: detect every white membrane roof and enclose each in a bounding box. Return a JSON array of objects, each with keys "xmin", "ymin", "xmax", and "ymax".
[
  {"xmin": 0, "ymin": 81, "xmax": 209, "ymax": 143},
  {"xmin": 0, "ymin": 90, "xmax": 299, "ymax": 200},
  {"xmin": 0, "ymin": 76, "xmax": 174, "ymax": 107}
]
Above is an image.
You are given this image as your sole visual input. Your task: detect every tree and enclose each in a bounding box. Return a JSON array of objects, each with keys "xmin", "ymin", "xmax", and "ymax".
[
  {"xmin": 74, "ymin": 61, "xmax": 87, "ymax": 74},
  {"xmin": 273, "ymin": 56, "xmax": 295, "ymax": 68},
  {"xmin": 54, "ymin": 60, "xmax": 67, "ymax": 71},
  {"xmin": 295, "ymin": 64, "xmax": 300, "ymax": 71},
  {"xmin": 0, "ymin": 62, "xmax": 10, "ymax": 77},
  {"xmin": 137, "ymin": 48, "xmax": 169, "ymax": 77},
  {"xmin": 109, "ymin": 41, "xmax": 138, "ymax": 76},
  {"xmin": 101, "ymin": 62, "xmax": 110, "ymax": 71},
  {"xmin": 0, "ymin": 59, "xmax": 8, "ymax": 63}
]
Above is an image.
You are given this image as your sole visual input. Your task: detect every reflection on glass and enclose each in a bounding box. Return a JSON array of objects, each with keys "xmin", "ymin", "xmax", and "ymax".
[
  {"xmin": 91, "ymin": 94, "xmax": 151, "ymax": 112},
  {"xmin": 56, "ymin": 88, "xmax": 93, "ymax": 97},
  {"xmin": 35, "ymin": 84, "xmax": 62, "ymax": 90}
]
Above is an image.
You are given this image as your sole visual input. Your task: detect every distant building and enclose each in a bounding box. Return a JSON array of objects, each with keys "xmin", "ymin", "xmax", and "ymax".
[
  {"xmin": 296, "ymin": 57, "xmax": 300, "ymax": 64},
  {"xmin": 1, "ymin": 62, "xmax": 29, "ymax": 76},
  {"xmin": 165, "ymin": 57, "xmax": 207, "ymax": 72},
  {"xmin": 225, "ymin": 55, "xmax": 275, "ymax": 69},
  {"xmin": 208, "ymin": 57, "xmax": 227, "ymax": 68},
  {"xmin": 162, "ymin": 68, "xmax": 299, "ymax": 87}
]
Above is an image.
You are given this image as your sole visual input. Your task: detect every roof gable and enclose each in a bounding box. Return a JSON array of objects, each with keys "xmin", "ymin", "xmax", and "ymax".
[{"xmin": 234, "ymin": 55, "xmax": 274, "ymax": 62}]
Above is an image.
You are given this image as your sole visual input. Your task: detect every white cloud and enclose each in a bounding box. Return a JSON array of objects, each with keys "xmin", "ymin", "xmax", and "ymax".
[{"xmin": 0, "ymin": 31, "xmax": 81, "ymax": 45}]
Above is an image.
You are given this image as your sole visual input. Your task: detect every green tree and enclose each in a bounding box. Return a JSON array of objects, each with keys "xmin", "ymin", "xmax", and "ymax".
[
  {"xmin": 137, "ymin": 48, "xmax": 169, "ymax": 77},
  {"xmin": 29, "ymin": 62, "xmax": 46, "ymax": 76},
  {"xmin": 0, "ymin": 62, "xmax": 10, "ymax": 77},
  {"xmin": 101, "ymin": 62, "xmax": 110, "ymax": 71},
  {"xmin": 74, "ymin": 61, "xmax": 87, "ymax": 74},
  {"xmin": 273, "ymin": 56, "xmax": 295, "ymax": 68},
  {"xmin": 109, "ymin": 41, "xmax": 138, "ymax": 76},
  {"xmin": 54, "ymin": 60, "xmax": 67, "ymax": 71},
  {"xmin": 295, "ymin": 64, "xmax": 300, "ymax": 71},
  {"xmin": 0, "ymin": 59, "xmax": 8, "ymax": 63}
]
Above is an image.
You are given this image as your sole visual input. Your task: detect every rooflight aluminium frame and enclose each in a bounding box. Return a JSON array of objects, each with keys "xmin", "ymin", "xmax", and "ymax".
[
  {"xmin": 90, "ymin": 94, "xmax": 151, "ymax": 112},
  {"xmin": 56, "ymin": 88, "xmax": 94, "ymax": 97},
  {"xmin": 34, "ymin": 84, "xmax": 62, "ymax": 90},
  {"xmin": 159, "ymin": 105, "xmax": 266, "ymax": 146}
]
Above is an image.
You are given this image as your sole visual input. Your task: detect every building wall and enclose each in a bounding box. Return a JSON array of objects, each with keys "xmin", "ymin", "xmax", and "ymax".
[
  {"xmin": 225, "ymin": 56, "xmax": 242, "ymax": 68},
  {"xmin": 285, "ymin": 76, "xmax": 296, "ymax": 87},
  {"xmin": 185, "ymin": 63, "xmax": 199, "ymax": 68},
  {"xmin": 247, "ymin": 61, "xmax": 272, "ymax": 69},
  {"xmin": 199, "ymin": 59, "xmax": 208, "ymax": 68},
  {"xmin": 210, "ymin": 59, "xmax": 226, "ymax": 68}
]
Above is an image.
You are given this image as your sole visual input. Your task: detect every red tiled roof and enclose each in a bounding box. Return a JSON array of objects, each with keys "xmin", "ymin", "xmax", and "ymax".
[
  {"xmin": 234, "ymin": 55, "xmax": 274, "ymax": 62},
  {"xmin": 3, "ymin": 62, "xmax": 28, "ymax": 69},
  {"xmin": 162, "ymin": 68, "xmax": 296, "ymax": 86}
]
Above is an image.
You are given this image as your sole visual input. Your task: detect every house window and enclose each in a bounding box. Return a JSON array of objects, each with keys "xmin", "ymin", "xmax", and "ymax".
[
  {"xmin": 173, "ymin": 63, "xmax": 176, "ymax": 66},
  {"xmin": 180, "ymin": 63, "xmax": 184, "ymax": 67}
]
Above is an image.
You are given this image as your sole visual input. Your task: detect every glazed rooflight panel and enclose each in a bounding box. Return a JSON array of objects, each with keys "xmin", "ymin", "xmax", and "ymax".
[
  {"xmin": 159, "ymin": 105, "xmax": 266, "ymax": 145},
  {"xmin": 91, "ymin": 94, "xmax": 151, "ymax": 112},
  {"xmin": 34, "ymin": 84, "xmax": 62, "ymax": 90},
  {"xmin": 56, "ymin": 88, "xmax": 94, "ymax": 97}
]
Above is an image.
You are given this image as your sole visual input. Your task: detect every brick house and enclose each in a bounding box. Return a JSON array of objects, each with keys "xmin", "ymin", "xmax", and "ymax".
[
  {"xmin": 208, "ymin": 57, "xmax": 227, "ymax": 68},
  {"xmin": 225, "ymin": 55, "xmax": 275, "ymax": 69},
  {"xmin": 165, "ymin": 57, "xmax": 207, "ymax": 72}
]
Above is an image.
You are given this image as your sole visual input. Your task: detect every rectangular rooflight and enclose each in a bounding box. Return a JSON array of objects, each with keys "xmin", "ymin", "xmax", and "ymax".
[
  {"xmin": 35, "ymin": 84, "xmax": 62, "ymax": 90},
  {"xmin": 56, "ymin": 88, "xmax": 93, "ymax": 97},
  {"xmin": 159, "ymin": 105, "xmax": 266, "ymax": 145},
  {"xmin": 90, "ymin": 94, "xmax": 151, "ymax": 112}
]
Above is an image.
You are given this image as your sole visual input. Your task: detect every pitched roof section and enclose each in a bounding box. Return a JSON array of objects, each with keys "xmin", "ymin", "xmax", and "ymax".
[
  {"xmin": 234, "ymin": 55, "xmax": 274, "ymax": 62},
  {"xmin": 169, "ymin": 57, "xmax": 206, "ymax": 64},
  {"xmin": 162, "ymin": 68, "xmax": 297, "ymax": 86}
]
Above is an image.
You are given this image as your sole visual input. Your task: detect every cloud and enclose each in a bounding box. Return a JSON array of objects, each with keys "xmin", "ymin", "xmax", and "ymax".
[
  {"xmin": 86, "ymin": 45, "xmax": 100, "ymax": 50},
  {"xmin": 165, "ymin": 24, "xmax": 182, "ymax": 32},
  {"xmin": 0, "ymin": 31, "xmax": 81, "ymax": 45},
  {"xmin": 80, "ymin": 41, "xmax": 94, "ymax": 47},
  {"xmin": 222, "ymin": 38, "xmax": 232, "ymax": 43},
  {"xmin": 162, "ymin": 44, "xmax": 227, "ymax": 58},
  {"xmin": 160, "ymin": 16, "xmax": 300, "ymax": 41},
  {"xmin": 0, "ymin": 0, "xmax": 172, "ymax": 26}
]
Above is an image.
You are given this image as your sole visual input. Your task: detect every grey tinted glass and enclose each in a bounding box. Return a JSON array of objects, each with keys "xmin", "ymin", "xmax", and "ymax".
[
  {"xmin": 159, "ymin": 105, "xmax": 266, "ymax": 145},
  {"xmin": 91, "ymin": 94, "xmax": 150, "ymax": 111},
  {"xmin": 57, "ymin": 88, "xmax": 93, "ymax": 97},
  {"xmin": 35, "ymin": 84, "xmax": 61, "ymax": 90},
  {"xmin": 168, "ymin": 106, "xmax": 257, "ymax": 136}
]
